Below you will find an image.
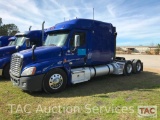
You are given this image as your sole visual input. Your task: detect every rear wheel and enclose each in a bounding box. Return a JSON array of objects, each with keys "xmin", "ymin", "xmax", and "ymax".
[
  {"xmin": 3, "ymin": 64, "xmax": 10, "ymax": 79},
  {"xmin": 132, "ymin": 59, "xmax": 143, "ymax": 73},
  {"xmin": 43, "ymin": 68, "xmax": 67, "ymax": 93},
  {"xmin": 123, "ymin": 61, "xmax": 133, "ymax": 76}
]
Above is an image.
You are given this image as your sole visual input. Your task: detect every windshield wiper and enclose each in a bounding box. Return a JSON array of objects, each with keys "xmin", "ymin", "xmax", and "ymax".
[{"xmin": 49, "ymin": 44, "xmax": 57, "ymax": 46}]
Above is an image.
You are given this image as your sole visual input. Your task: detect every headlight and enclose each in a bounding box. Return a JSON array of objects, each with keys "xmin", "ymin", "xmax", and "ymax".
[{"xmin": 21, "ymin": 67, "xmax": 36, "ymax": 76}]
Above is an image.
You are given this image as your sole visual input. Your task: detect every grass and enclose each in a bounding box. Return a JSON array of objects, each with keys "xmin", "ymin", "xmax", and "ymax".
[
  {"xmin": 0, "ymin": 70, "xmax": 2, "ymax": 75},
  {"xmin": 0, "ymin": 68, "xmax": 160, "ymax": 120}
]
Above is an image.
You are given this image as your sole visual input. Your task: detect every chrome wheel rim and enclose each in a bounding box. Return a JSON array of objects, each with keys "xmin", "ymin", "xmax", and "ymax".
[
  {"xmin": 137, "ymin": 62, "xmax": 141, "ymax": 71},
  {"xmin": 127, "ymin": 64, "xmax": 132, "ymax": 73},
  {"xmin": 49, "ymin": 74, "xmax": 63, "ymax": 89}
]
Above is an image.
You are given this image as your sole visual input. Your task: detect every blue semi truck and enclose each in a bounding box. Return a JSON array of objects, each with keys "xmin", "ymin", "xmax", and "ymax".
[
  {"xmin": 10, "ymin": 19, "xmax": 143, "ymax": 93},
  {"xmin": 0, "ymin": 36, "xmax": 13, "ymax": 47},
  {"xmin": 0, "ymin": 30, "xmax": 46, "ymax": 79}
]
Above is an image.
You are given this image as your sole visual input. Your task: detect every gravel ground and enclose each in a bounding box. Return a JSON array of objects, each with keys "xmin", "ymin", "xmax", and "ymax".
[{"xmin": 117, "ymin": 54, "xmax": 160, "ymax": 70}]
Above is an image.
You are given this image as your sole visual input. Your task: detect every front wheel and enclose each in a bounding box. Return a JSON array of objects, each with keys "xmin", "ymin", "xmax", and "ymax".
[
  {"xmin": 43, "ymin": 68, "xmax": 67, "ymax": 93},
  {"xmin": 3, "ymin": 64, "xmax": 10, "ymax": 79}
]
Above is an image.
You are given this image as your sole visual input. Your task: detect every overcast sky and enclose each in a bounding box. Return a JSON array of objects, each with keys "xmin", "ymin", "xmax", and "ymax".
[{"xmin": 0, "ymin": 0, "xmax": 160, "ymax": 46}]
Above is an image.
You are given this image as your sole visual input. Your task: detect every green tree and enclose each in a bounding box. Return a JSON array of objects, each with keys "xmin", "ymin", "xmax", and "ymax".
[
  {"xmin": 0, "ymin": 18, "xmax": 2, "ymax": 26},
  {"xmin": 0, "ymin": 18, "xmax": 19, "ymax": 36},
  {"xmin": 154, "ymin": 44, "xmax": 160, "ymax": 55},
  {"xmin": 157, "ymin": 44, "xmax": 160, "ymax": 54}
]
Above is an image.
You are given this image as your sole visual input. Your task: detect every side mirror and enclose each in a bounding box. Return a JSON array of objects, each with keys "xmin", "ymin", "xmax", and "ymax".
[
  {"xmin": 16, "ymin": 46, "xmax": 19, "ymax": 52},
  {"xmin": 32, "ymin": 45, "xmax": 36, "ymax": 51},
  {"xmin": 74, "ymin": 35, "xmax": 80, "ymax": 47}
]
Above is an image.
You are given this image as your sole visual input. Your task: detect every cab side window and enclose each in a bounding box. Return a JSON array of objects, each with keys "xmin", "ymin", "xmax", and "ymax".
[
  {"xmin": 26, "ymin": 39, "xmax": 30, "ymax": 47},
  {"xmin": 70, "ymin": 32, "xmax": 86, "ymax": 47}
]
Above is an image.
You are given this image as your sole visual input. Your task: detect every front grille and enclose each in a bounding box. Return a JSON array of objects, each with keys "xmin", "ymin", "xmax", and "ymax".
[{"xmin": 10, "ymin": 54, "xmax": 22, "ymax": 77}]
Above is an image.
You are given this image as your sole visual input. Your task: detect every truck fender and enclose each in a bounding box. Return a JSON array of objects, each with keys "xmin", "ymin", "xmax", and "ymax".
[{"xmin": 43, "ymin": 66, "xmax": 72, "ymax": 85}]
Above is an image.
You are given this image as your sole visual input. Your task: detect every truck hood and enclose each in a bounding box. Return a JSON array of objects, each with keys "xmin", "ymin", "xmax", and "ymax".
[
  {"xmin": 19, "ymin": 46, "xmax": 62, "ymax": 65},
  {"xmin": 0, "ymin": 46, "xmax": 16, "ymax": 58}
]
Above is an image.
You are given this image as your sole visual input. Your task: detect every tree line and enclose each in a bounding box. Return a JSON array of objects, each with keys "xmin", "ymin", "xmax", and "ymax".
[{"xmin": 0, "ymin": 17, "xmax": 19, "ymax": 36}]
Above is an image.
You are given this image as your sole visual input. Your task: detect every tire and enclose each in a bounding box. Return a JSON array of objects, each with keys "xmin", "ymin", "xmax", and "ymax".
[
  {"xmin": 123, "ymin": 61, "xmax": 133, "ymax": 76},
  {"xmin": 132, "ymin": 59, "xmax": 143, "ymax": 74},
  {"xmin": 3, "ymin": 64, "xmax": 10, "ymax": 79},
  {"xmin": 43, "ymin": 68, "xmax": 67, "ymax": 93}
]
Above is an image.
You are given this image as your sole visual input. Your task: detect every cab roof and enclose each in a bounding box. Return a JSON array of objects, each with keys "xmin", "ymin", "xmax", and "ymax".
[
  {"xmin": 8, "ymin": 36, "xmax": 16, "ymax": 41},
  {"xmin": 15, "ymin": 30, "xmax": 42, "ymax": 36},
  {"xmin": 46, "ymin": 18, "xmax": 113, "ymax": 33}
]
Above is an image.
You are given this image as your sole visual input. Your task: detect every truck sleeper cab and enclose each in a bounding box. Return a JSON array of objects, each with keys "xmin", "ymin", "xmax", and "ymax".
[
  {"xmin": 0, "ymin": 30, "xmax": 46, "ymax": 79},
  {"xmin": 10, "ymin": 19, "xmax": 143, "ymax": 93}
]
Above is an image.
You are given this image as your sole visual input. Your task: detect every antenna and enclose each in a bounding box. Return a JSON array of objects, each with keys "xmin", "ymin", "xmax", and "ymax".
[
  {"xmin": 93, "ymin": 8, "xmax": 94, "ymax": 20},
  {"xmin": 29, "ymin": 26, "xmax": 32, "ymax": 31}
]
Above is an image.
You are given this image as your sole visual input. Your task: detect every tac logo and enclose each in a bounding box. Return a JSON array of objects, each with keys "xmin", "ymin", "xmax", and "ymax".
[{"xmin": 138, "ymin": 106, "xmax": 157, "ymax": 118}]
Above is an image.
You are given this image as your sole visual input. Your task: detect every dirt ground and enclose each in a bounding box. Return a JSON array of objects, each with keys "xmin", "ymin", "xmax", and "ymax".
[{"xmin": 117, "ymin": 54, "xmax": 160, "ymax": 71}]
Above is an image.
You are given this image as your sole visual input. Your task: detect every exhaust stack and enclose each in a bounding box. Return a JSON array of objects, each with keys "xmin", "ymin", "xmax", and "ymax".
[
  {"xmin": 42, "ymin": 21, "xmax": 45, "ymax": 45},
  {"xmin": 113, "ymin": 27, "xmax": 117, "ymax": 60}
]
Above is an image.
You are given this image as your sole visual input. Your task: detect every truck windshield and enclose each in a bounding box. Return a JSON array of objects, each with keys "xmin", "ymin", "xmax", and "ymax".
[
  {"xmin": 14, "ymin": 37, "xmax": 25, "ymax": 46},
  {"xmin": 44, "ymin": 32, "xmax": 69, "ymax": 46},
  {"xmin": 8, "ymin": 41, "xmax": 15, "ymax": 46}
]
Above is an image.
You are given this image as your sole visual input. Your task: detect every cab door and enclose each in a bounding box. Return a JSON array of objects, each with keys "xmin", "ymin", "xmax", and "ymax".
[{"xmin": 66, "ymin": 31, "xmax": 87, "ymax": 68}]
